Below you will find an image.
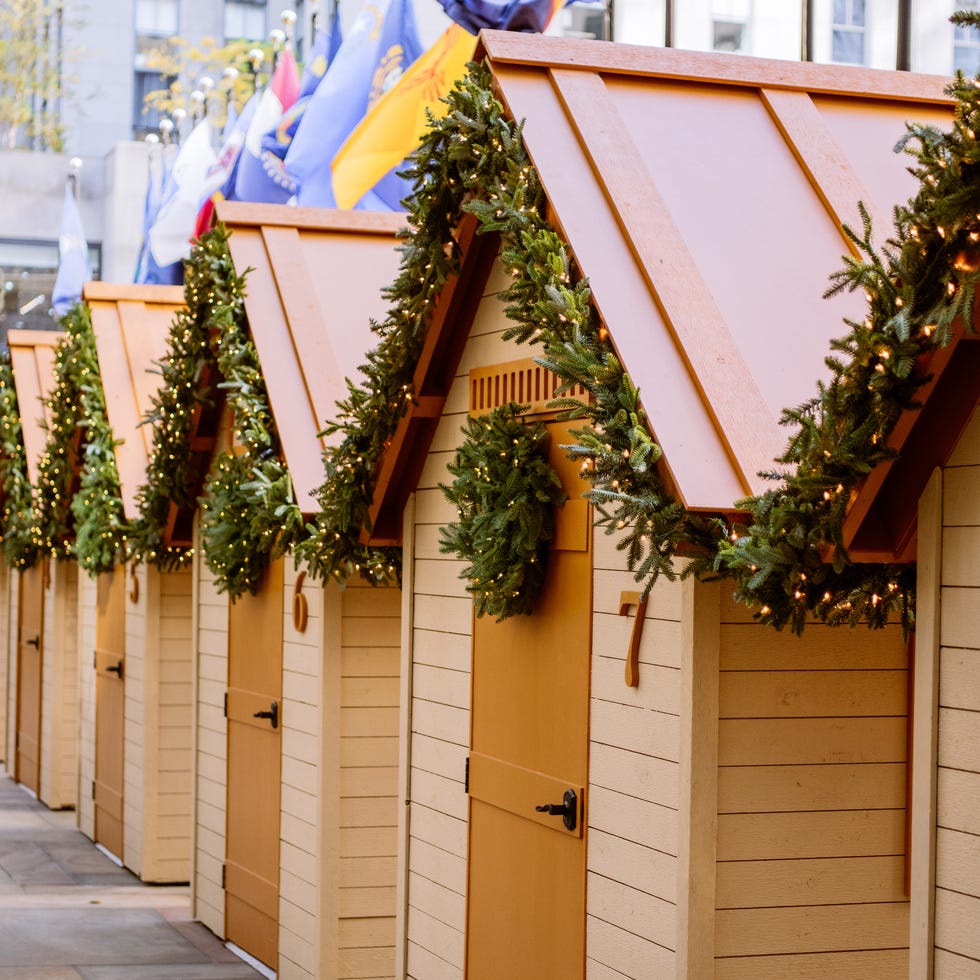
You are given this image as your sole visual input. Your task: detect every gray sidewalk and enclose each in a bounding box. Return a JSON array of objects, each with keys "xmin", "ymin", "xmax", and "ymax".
[{"xmin": 0, "ymin": 770, "xmax": 261, "ymax": 980}]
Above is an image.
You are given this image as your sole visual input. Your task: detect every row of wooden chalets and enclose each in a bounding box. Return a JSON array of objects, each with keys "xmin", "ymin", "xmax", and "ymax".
[{"xmin": 1, "ymin": 35, "xmax": 978, "ymax": 980}]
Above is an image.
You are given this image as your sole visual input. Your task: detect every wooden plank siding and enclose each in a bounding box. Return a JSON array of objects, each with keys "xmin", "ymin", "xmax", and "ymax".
[
  {"xmin": 714, "ymin": 599, "xmax": 910, "ymax": 978},
  {"xmin": 0, "ymin": 563, "xmax": 8, "ymax": 764},
  {"xmin": 77, "ymin": 570, "xmax": 98, "ymax": 838},
  {"xmin": 337, "ymin": 578, "xmax": 401, "ymax": 980},
  {"xmin": 279, "ymin": 560, "xmax": 324, "ymax": 980},
  {"xmin": 935, "ymin": 404, "xmax": 980, "ymax": 978},
  {"xmin": 588, "ymin": 537, "xmax": 683, "ymax": 978},
  {"xmin": 194, "ymin": 539, "xmax": 230, "ymax": 937},
  {"xmin": 5, "ymin": 572, "xmax": 18, "ymax": 774},
  {"xmin": 404, "ymin": 259, "xmax": 526, "ymax": 980},
  {"xmin": 40, "ymin": 562, "xmax": 78, "ymax": 809}
]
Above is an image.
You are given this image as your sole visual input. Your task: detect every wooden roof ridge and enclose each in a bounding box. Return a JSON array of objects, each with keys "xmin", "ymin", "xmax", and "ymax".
[
  {"xmin": 7, "ymin": 329, "xmax": 63, "ymax": 487},
  {"xmin": 84, "ymin": 282, "xmax": 188, "ymax": 522},
  {"xmin": 216, "ymin": 201, "xmax": 405, "ymax": 517},
  {"xmin": 363, "ymin": 41, "xmax": 955, "ymax": 546}
]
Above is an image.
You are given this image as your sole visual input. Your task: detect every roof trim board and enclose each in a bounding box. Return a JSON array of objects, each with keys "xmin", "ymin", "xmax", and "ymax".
[
  {"xmin": 216, "ymin": 201, "xmax": 404, "ymax": 517},
  {"xmin": 7, "ymin": 328, "xmax": 62, "ymax": 488},
  {"xmin": 479, "ymin": 31, "xmax": 951, "ymax": 104},
  {"xmin": 84, "ymin": 283, "xmax": 185, "ymax": 520}
]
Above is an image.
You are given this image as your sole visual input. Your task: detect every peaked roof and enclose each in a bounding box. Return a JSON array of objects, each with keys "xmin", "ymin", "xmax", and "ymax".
[
  {"xmin": 216, "ymin": 202, "xmax": 404, "ymax": 514},
  {"xmin": 8, "ymin": 329, "xmax": 62, "ymax": 486},
  {"xmin": 84, "ymin": 282, "xmax": 186, "ymax": 520},
  {"xmin": 366, "ymin": 34, "xmax": 953, "ymax": 544}
]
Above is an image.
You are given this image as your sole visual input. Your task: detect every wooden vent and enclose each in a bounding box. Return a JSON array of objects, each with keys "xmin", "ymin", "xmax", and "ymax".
[{"xmin": 469, "ymin": 358, "xmax": 588, "ymax": 417}]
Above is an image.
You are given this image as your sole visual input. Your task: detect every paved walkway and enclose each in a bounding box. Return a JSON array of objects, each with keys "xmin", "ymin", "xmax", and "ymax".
[{"xmin": 0, "ymin": 770, "xmax": 261, "ymax": 979}]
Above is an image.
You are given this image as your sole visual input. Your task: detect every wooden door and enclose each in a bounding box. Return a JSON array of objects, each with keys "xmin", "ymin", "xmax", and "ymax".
[
  {"xmin": 94, "ymin": 569, "xmax": 126, "ymax": 859},
  {"xmin": 465, "ymin": 420, "xmax": 592, "ymax": 979},
  {"xmin": 225, "ymin": 557, "xmax": 284, "ymax": 970},
  {"xmin": 15, "ymin": 565, "xmax": 44, "ymax": 794}
]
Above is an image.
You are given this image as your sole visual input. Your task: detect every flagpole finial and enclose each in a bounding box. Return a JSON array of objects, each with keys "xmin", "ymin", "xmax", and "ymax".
[
  {"xmin": 159, "ymin": 117, "xmax": 175, "ymax": 145},
  {"xmin": 281, "ymin": 9, "xmax": 297, "ymax": 40},
  {"xmin": 270, "ymin": 28, "xmax": 286, "ymax": 50}
]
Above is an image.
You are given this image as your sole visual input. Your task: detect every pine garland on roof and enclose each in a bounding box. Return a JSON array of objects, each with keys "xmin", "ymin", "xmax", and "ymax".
[
  {"xmin": 0, "ymin": 352, "xmax": 39, "ymax": 568},
  {"xmin": 304, "ymin": 56, "xmax": 980, "ymax": 631}
]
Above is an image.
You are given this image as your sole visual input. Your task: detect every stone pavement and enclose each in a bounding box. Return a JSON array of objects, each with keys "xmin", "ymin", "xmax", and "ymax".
[{"xmin": 0, "ymin": 769, "xmax": 261, "ymax": 979}]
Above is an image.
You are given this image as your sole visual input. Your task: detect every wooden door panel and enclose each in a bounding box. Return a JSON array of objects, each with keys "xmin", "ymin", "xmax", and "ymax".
[
  {"xmin": 226, "ymin": 558, "xmax": 283, "ymax": 971},
  {"xmin": 95, "ymin": 570, "xmax": 126, "ymax": 860},
  {"xmin": 468, "ymin": 752, "xmax": 584, "ymax": 838},
  {"xmin": 16, "ymin": 566, "xmax": 44, "ymax": 794},
  {"xmin": 466, "ymin": 419, "xmax": 592, "ymax": 979}
]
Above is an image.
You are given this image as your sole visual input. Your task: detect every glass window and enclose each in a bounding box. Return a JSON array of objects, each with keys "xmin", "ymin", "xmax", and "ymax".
[
  {"xmin": 225, "ymin": 1, "xmax": 267, "ymax": 42},
  {"xmin": 0, "ymin": 239, "xmax": 101, "ymax": 342},
  {"xmin": 135, "ymin": 0, "xmax": 178, "ymax": 35},
  {"xmin": 133, "ymin": 69, "xmax": 171, "ymax": 136},
  {"xmin": 832, "ymin": 0, "xmax": 865, "ymax": 64},
  {"xmin": 561, "ymin": 2, "xmax": 610, "ymax": 41},
  {"xmin": 713, "ymin": 20, "xmax": 745, "ymax": 52},
  {"xmin": 954, "ymin": 0, "xmax": 980, "ymax": 75}
]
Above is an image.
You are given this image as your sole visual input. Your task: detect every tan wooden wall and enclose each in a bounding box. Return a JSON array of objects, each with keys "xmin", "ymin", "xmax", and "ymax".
[
  {"xmin": 194, "ymin": 542, "xmax": 230, "ymax": 936},
  {"xmin": 587, "ymin": 535, "xmax": 684, "ymax": 978},
  {"xmin": 337, "ymin": 578, "xmax": 401, "ymax": 979},
  {"xmin": 279, "ymin": 560, "xmax": 323, "ymax": 980},
  {"xmin": 40, "ymin": 561, "xmax": 78, "ymax": 809},
  {"xmin": 934, "ymin": 407, "xmax": 980, "ymax": 976},
  {"xmin": 402, "ymin": 260, "xmax": 529, "ymax": 979},
  {"xmin": 3, "ymin": 569, "xmax": 16, "ymax": 768},
  {"xmin": 0, "ymin": 562, "xmax": 8, "ymax": 766},
  {"xmin": 125, "ymin": 564, "xmax": 194, "ymax": 882},
  {"xmin": 77, "ymin": 570, "xmax": 97, "ymax": 836},
  {"xmin": 714, "ymin": 599, "xmax": 910, "ymax": 978}
]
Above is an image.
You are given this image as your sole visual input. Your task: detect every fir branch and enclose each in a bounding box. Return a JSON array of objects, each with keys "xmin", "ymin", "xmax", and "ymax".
[{"xmin": 0, "ymin": 352, "xmax": 38, "ymax": 568}]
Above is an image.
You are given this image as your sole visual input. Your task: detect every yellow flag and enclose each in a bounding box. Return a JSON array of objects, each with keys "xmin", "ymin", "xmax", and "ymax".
[{"xmin": 331, "ymin": 24, "xmax": 477, "ymax": 209}]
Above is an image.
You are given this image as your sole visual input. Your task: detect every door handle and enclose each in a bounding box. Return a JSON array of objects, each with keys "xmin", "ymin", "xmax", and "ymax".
[
  {"xmin": 253, "ymin": 700, "xmax": 279, "ymax": 730},
  {"xmin": 535, "ymin": 788, "xmax": 577, "ymax": 831},
  {"xmin": 106, "ymin": 660, "xmax": 123, "ymax": 678},
  {"xmin": 26, "ymin": 635, "xmax": 39, "ymax": 648}
]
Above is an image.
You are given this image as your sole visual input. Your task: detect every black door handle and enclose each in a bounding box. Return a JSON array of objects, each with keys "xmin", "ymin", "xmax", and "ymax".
[
  {"xmin": 253, "ymin": 700, "xmax": 279, "ymax": 730},
  {"xmin": 535, "ymin": 788, "xmax": 577, "ymax": 831},
  {"xmin": 106, "ymin": 660, "xmax": 123, "ymax": 678},
  {"xmin": 26, "ymin": 635, "xmax": 39, "ymax": 648}
]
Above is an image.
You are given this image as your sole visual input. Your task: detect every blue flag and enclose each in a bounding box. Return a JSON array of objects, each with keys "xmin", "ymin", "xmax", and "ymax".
[
  {"xmin": 251, "ymin": 10, "xmax": 344, "ymax": 203},
  {"xmin": 437, "ymin": 0, "xmax": 562, "ymax": 33},
  {"xmin": 284, "ymin": 0, "xmax": 423, "ymax": 208},
  {"xmin": 52, "ymin": 181, "xmax": 92, "ymax": 317}
]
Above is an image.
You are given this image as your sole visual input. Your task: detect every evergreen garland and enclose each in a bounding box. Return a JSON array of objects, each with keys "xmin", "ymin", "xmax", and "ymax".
[
  {"xmin": 439, "ymin": 403, "xmax": 566, "ymax": 619},
  {"xmin": 136, "ymin": 226, "xmax": 303, "ymax": 597},
  {"xmin": 0, "ymin": 352, "xmax": 39, "ymax": 568},
  {"xmin": 67, "ymin": 306, "xmax": 130, "ymax": 575},
  {"xmin": 306, "ymin": 58, "xmax": 978, "ymax": 631},
  {"xmin": 33, "ymin": 305, "xmax": 87, "ymax": 560},
  {"xmin": 199, "ymin": 275, "xmax": 304, "ymax": 597}
]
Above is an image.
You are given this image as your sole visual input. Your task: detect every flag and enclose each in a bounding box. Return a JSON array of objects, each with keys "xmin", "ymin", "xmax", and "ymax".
[
  {"xmin": 437, "ymin": 0, "xmax": 564, "ymax": 33},
  {"xmin": 51, "ymin": 180, "xmax": 92, "ymax": 317},
  {"xmin": 134, "ymin": 146, "xmax": 183, "ymax": 284},
  {"xmin": 148, "ymin": 119, "xmax": 218, "ymax": 268},
  {"xmin": 330, "ymin": 0, "xmax": 567, "ymax": 210},
  {"xmin": 253, "ymin": 11, "xmax": 343, "ymax": 201},
  {"xmin": 331, "ymin": 24, "xmax": 476, "ymax": 209},
  {"xmin": 284, "ymin": 0, "xmax": 424, "ymax": 208},
  {"xmin": 233, "ymin": 48, "xmax": 302, "ymax": 203}
]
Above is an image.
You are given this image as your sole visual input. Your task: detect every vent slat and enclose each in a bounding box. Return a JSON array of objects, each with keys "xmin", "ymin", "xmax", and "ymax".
[{"xmin": 468, "ymin": 357, "xmax": 589, "ymax": 417}]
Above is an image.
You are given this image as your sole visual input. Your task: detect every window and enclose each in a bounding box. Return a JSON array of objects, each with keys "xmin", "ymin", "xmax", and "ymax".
[
  {"xmin": 0, "ymin": 239, "xmax": 101, "ymax": 343},
  {"xmin": 954, "ymin": 0, "xmax": 980, "ymax": 75},
  {"xmin": 561, "ymin": 2, "xmax": 610, "ymax": 41},
  {"xmin": 225, "ymin": 0, "xmax": 267, "ymax": 42},
  {"xmin": 712, "ymin": 0, "xmax": 750, "ymax": 54},
  {"xmin": 832, "ymin": 0, "xmax": 865, "ymax": 65},
  {"xmin": 134, "ymin": 0, "xmax": 178, "ymax": 135}
]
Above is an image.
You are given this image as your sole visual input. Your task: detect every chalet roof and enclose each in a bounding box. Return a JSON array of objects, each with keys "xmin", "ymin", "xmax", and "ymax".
[
  {"xmin": 366, "ymin": 33, "xmax": 953, "ymax": 544},
  {"xmin": 8, "ymin": 329, "xmax": 62, "ymax": 487},
  {"xmin": 84, "ymin": 282, "xmax": 186, "ymax": 520},
  {"xmin": 216, "ymin": 202, "xmax": 404, "ymax": 514}
]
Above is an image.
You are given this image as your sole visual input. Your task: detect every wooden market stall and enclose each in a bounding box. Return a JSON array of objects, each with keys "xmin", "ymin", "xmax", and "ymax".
[
  {"xmin": 357, "ymin": 35, "xmax": 955, "ymax": 980},
  {"xmin": 166, "ymin": 203, "xmax": 405, "ymax": 979},
  {"xmin": 842, "ymin": 321, "xmax": 980, "ymax": 974},
  {"xmin": 77, "ymin": 281, "xmax": 194, "ymax": 880},
  {"xmin": 6, "ymin": 329, "xmax": 76, "ymax": 809}
]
